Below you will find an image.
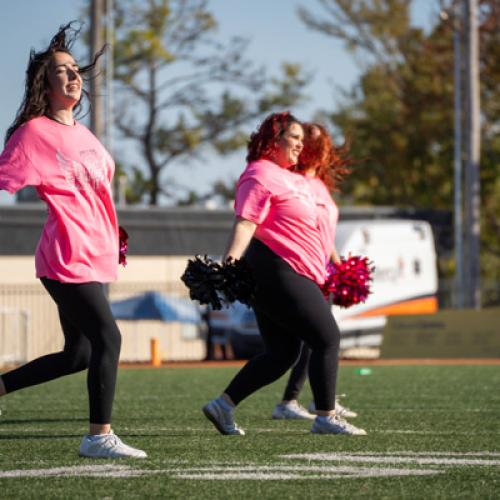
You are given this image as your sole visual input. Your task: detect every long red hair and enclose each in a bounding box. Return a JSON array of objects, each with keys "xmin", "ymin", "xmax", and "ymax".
[
  {"xmin": 298, "ymin": 123, "xmax": 352, "ymax": 192},
  {"xmin": 246, "ymin": 111, "xmax": 301, "ymax": 163}
]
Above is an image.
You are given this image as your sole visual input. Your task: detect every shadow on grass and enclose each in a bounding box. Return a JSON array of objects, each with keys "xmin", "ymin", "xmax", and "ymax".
[
  {"xmin": 0, "ymin": 417, "xmax": 87, "ymax": 424},
  {"xmin": 0, "ymin": 434, "xmax": 82, "ymax": 440}
]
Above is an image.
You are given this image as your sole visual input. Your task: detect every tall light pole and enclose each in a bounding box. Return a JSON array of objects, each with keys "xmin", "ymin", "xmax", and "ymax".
[
  {"xmin": 453, "ymin": 0, "xmax": 465, "ymax": 308},
  {"xmin": 463, "ymin": 0, "xmax": 481, "ymax": 309},
  {"xmin": 103, "ymin": 0, "xmax": 126, "ymax": 206},
  {"xmin": 90, "ymin": 0, "xmax": 104, "ymax": 140},
  {"xmin": 105, "ymin": 0, "xmax": 114, "ymax": 156}
]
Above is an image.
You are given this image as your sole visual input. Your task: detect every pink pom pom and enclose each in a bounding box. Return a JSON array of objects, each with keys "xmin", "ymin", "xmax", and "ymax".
[
  {"xmin": 322, "ymin": 255, "xmax": 374, "ymax": 308},
  {"xmin": 119, "ymin": 226, "xmax": 128, "ymax": 267}
]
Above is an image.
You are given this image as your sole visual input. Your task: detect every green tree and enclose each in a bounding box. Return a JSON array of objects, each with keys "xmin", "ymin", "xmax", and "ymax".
[
  {"xmin": 112, "ymin": 0, "xmax": 308, "ymax": 205},
  {"xmin": 299, "ymin": 0, "xmax": 500, "ymax": 286}
]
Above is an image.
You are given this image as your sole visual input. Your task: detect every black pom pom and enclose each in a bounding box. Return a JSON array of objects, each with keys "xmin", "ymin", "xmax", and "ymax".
[
  {"xmin": 181, "ymin": 256, "xmax": 225, "ymax": 310},
  {"xmin": 221, "ymin": 257, "xmax": 255, "ymax": 307},
  {"xmin": 181, "ymin": 255, "xmax": 255, "ymax": 309}
]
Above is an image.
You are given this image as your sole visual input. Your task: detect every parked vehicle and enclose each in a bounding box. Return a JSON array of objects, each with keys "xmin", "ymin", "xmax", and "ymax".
[
  {"xmin": 205, "ymin": 301, "xmax": 261, "ymax": 360},
  {"xmin": 208, "ymin": 219, "xmax": 439, "ymax": 359},
  {"xmin": 332, "ymin": 219, "xmax": 438, "ymax": 351}
]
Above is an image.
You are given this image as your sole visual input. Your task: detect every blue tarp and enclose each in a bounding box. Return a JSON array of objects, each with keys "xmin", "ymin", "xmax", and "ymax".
[{"xmin": 110, "ymin": 291, "xmax": 201, "ymax": 324}]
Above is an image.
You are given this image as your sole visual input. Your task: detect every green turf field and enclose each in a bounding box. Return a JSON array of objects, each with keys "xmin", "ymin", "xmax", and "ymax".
[{"xmin": 0, "ymin": 364, "xmax": 499, "ymax": 499}]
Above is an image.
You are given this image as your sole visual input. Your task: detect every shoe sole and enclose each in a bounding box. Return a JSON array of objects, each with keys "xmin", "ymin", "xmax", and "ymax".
[
  {"xmin": 311, "ymin": 425, "xmax": 367, "ymax": 436},
  {"xmin": 79, "ymin": 452, "xmax": 147, "ymax": 459}
]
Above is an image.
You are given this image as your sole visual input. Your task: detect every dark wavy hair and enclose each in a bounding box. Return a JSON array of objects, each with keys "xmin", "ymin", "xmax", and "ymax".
[
  {"xmin": 4, "ymin": 21, "xmax": 105, "ymax": 145},
  {"xmin": 297, "ymin": 123, "xmax": 352, "ymax": 192},
  {"xmin": 246, "ymin": 111, "xmax": 302, "ymax": 163}
]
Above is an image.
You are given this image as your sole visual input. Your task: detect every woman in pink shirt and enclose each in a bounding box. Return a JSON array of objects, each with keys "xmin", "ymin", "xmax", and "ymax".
[
  {"xmin": 271, "ymin": 123, "xmax": 359, "ymax": 421},
  {"xmin": 202, "ymin": 112, "xmax": 366, "ymax": 436},
  {"xmin": 0, "ymin": 23, "xmax": 146, "ymax": 459}
]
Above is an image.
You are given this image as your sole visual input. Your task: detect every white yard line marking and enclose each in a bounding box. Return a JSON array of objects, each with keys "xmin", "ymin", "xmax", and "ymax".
[
  {"xmin": 365, "ymin": 409, "xmax": 497, "ymax": 413},
  {"xmin": 281, "ymin": 453, "xmax": 500, "ymax": 466},
  {"xmin": 1, "ymin": 451, "xmax": 499, "ymax": 480},
  {"xmin": 172, "ymin": 465, "xmax": 440, "ymax": 473},
  {"xmin": 0, "ymin": 465, "xmax": 129, "ymax": 478},
  {"xmin": 375, "ymin": 429, "xmax": 500, "ymax": 435},
  {"xmin": 173, "ymin": 468, "xmax": 441, "ymax": 480},
  {"xmin": 0, "ymin": 464, "xmax": 167, "ymax": 479},
  {"xmin": 331, "ymin": 451, "xmax": 500, "ymax": 457}
]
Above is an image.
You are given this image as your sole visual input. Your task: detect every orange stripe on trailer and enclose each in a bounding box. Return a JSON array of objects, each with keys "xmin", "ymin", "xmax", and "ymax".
[{"xmin": 356, "ymin": 296, "xmax": 438, "ymax": 318}]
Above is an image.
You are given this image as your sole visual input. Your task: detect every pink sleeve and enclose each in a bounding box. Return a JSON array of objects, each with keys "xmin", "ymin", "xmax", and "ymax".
[
  {"xmin": 234, "ymin": 178, "xmax": 272, "ymax": 224},
  {"xmin": 0, "ymin": 131, "xmax": 42, "ymax": 193}
]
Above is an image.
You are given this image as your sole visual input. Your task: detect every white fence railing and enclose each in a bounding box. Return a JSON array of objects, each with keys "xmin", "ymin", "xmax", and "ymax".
[
  {"xmin": 0, "ymin": 308, "xmax": 29, "ymax": 364},
  {"xmin": 0, "ymin": 282, "xmax": 205, "ymax": 367}
]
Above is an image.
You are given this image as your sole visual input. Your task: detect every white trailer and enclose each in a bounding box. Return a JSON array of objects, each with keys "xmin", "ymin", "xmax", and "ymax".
[{"xmin": 333, "ymin": 219, "xmax": 439, "ymax": 351}]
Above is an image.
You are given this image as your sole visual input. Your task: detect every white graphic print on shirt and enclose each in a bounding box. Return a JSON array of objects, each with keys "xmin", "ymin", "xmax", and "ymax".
[{"xmin": 56, "ymin": 149, "xmax": 109, "ymax": 192}]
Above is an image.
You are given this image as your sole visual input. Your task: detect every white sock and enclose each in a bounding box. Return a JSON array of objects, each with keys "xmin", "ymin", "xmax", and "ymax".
[{"xmin": 88, "ymin": 432, "xmax": 112, "ymax": 440}]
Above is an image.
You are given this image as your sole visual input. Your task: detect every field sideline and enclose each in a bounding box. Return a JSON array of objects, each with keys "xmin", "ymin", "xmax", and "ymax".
[
  {"xmin": 0, "ymin": 364, "xmax": 499, "ymax": 498},
  {"xmin": 141, "ymin": 358, "xmax": 500, "ymax": 368}
]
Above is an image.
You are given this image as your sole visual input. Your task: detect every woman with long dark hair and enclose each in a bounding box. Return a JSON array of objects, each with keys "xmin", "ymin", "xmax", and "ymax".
[
  {"xmin": 202, "ymin": 112, "xmax": 366, "ymax": 436},
  {"xmin": 0, "ymin": 23, "xmax": 146, "ymax": 458},
  {"xmin": 271, "ymin": 123, "xmax": 358, "ymax": 421}
]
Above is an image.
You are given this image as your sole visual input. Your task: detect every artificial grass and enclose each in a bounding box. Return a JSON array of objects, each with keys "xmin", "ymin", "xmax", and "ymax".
[{"xmin": 0, "ymin": 365, "xmax": 499, "ymax": 498}]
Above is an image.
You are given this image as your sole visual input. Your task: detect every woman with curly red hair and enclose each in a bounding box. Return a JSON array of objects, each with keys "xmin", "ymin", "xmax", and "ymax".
[
  {"xmin": 202, "ymin": 113, "xmax": 366, "ymax": 436},
  {"xmin": 271, "ymin": 123, "xmax": 359, "ymax": 421}
]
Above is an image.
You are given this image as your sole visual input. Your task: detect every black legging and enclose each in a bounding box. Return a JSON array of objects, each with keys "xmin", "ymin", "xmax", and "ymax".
[
  {"xmin": 282, "ymin": 343, "xmax": 311, "ymax": 402},
  {"xmin": 1, "ymin": 278, "xmax": 121, "ymax": 424},
  {"xmin": 224, "ymin": 239, "xmax": 340, "ymax": 411}
]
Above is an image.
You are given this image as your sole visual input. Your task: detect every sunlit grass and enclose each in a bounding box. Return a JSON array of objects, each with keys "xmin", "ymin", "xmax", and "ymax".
[{"xmin": 0, "ymin": 365, "xmax": 499, "ymax": 498}]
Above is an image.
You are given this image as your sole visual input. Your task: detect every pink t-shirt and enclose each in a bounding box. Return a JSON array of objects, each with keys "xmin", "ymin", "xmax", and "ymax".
[
  {"xmin": 0, "ymin": 116, "xmax": 119, "ymax": 283},
  {"xmin": 234, "ymin": 159, "xmax": 338, "ymax": 285},
  {"xmin": 306, "ymin": 176, "xmax": 339, "ymax": 263}
]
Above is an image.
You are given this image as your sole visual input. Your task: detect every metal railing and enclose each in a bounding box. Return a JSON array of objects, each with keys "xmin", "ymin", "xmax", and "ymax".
[{"xmin": 0, "ymin": 281, "xmax": 204, "ymax": 367}]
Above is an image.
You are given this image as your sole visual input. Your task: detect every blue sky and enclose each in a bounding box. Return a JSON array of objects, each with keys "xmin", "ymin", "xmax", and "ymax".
[{"xmin": 0, "ymin": 0, "xmax": 438, "ymax": 205}]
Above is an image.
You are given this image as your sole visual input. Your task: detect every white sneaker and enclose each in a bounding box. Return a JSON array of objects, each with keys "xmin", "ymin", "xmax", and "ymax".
[
  {"xmin": 308, "ymin": 398, "xmax": 358, "ymax": 419},
  {"xmin": 202, "ymin": 399, "xmax": 245, "ymax": 435},
  {"xmin": 311, "ymin": 415, "xmax": 367, "ymax": 435},
  {"xmin": 79, "ymin": 431, "xmax": 147, "ymax": 458},
  {"xmin": 272, "ymin": 402, "xmax": 315, "ymax": 420},
  {"xmin": 335, "ymin": 400, "xmax": 358, "ymax": 418}
]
